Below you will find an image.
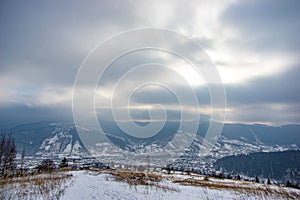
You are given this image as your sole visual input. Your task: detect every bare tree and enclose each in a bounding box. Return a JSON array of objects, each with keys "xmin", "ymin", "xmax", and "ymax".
[
  {"xmin": 0, "ymin": 132, "xmax": 17, "ymax": 177},
  {"xmin": 1, "ymin": 133, "xmax": 11, "ymax": 176},
  {"xmin": 20, "ymin": 148, "xmax": 25, "ymax": 175},
  {"xmin": 0, "ymin": 134, "xmax": 6, "ymax": 170}
]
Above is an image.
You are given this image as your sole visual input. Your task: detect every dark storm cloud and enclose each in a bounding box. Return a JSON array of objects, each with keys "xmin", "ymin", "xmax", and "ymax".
[
  {"xmin": 221, "ymin": 0, "xmax": 300, "ymax": 54},
  {"xmin": 0, "ymin": 0, "xmax": 142, "ymax": 87},
  {"xmin": 129, "ymin": 84, "xmax": 211, "ymax": 106},
  {"xmin": 226, "ymin": 103, "xmax": 300, "ymax": 125},
  {"xmin": 223, "ymin": 64, "xmax": 300, "ymax": 125},
  {"xmin": 226, "ymin": 65, "xmax": 300, "ymax": 105},
  {"xmin": 0, "ymin": 104, "xmax": 72, "ymax": 128}
]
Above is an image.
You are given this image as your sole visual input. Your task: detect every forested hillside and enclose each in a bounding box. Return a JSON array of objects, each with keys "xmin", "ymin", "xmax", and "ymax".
[{"xmin": 214, "ymin": 150, "xmax": 300, "ymax": 185}]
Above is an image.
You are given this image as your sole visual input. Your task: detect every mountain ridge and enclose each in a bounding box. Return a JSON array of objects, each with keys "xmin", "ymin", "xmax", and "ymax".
[{"xmin": 7, "ymin": 121, "xmax": 300, "ymax": 168}]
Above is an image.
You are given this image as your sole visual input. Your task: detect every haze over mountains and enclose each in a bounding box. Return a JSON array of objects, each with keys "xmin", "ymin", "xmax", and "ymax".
[{"xmin": 10, "ymin": 121, "xmax": 300, "ymax": 163}]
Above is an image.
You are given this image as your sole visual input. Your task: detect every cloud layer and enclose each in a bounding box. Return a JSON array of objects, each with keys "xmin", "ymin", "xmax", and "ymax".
[{"xmin": 0, "ymin": 0, "xmax": 299, "ymax": 127}]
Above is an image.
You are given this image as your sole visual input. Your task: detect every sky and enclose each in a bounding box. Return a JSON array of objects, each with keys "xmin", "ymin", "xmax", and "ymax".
[{"xmin": 0, "ymin": 0, "xmax": 300, "ymax": 128}]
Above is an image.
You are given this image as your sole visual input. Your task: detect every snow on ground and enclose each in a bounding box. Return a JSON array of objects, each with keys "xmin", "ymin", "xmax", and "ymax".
[
  {"xmin": 63, "ymin": 171, "xmax": 231, "ymax": 200},
  {"xmin": 62, "ymin": 170, "xmax": 300, "ymax": 200},
  {"xmin": 0, "ymin": 172, "xmax": 72, "ymax": 199}
]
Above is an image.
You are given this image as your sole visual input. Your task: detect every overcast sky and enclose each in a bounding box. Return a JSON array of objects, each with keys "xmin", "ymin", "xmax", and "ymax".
[{"xmin": 0, "ymin": 0, "xmax": 299, "ymax": 127}]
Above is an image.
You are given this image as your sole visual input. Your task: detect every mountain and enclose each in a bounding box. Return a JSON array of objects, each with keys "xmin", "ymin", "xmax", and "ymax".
[
  {"xmin": 174, "ymin": 123, "xmax": 300, "ymax": 170},
  {"xmin": 220, "ymin": 123, "xmax": 300, "ymax": 147},
  {"xmin": 11, "ymin": 122, "xmax": 88, "ymax": 157},
  {"xmin": 8, "ymin": 121, "xmax": 300, "ymax": 169}
]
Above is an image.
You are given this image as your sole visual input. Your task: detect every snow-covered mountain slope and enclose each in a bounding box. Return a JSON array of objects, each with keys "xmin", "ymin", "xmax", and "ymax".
[
  {"xmin": 62, "ymin": 170, "xmax": 300, "ymax": 200},
  {"xmin": 11, "ymin": 122, "xmax": 299, "ymax": 168},
  {"xmin": 12, "ymin": 122, "xmax": 89, "ymax": 158},
  {"xmin": 35, "ymin": 123, "xmax": 86, "ymax": 157}
]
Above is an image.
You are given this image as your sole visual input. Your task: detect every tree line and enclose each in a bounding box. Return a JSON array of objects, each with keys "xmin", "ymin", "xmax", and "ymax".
[
  {"xmin": 0, "ymin": 132, "xmax": 24, "ymax": 177},
  {"xmin": 0, "ymin": 131, "xmax": 75, "ymax": 178}
]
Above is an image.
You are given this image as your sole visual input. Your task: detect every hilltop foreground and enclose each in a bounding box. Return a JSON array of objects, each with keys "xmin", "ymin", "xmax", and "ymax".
[
  {"xmin": 3, "ymin": 169, "xmax": 298, "ymax": 200},
  {"xmin": 63, "ymin": 170, "xmax": 299, "ymax": 200}
]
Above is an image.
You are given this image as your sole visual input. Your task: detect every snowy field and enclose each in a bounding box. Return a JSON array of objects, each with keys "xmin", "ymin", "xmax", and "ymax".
[
  {"xmin": 1, "ymin": 169, "xmax": 299, "ymax": 199},
  {"xmin": 62, "ymin": 170, "xmax": 300, "ymax": 200}
]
